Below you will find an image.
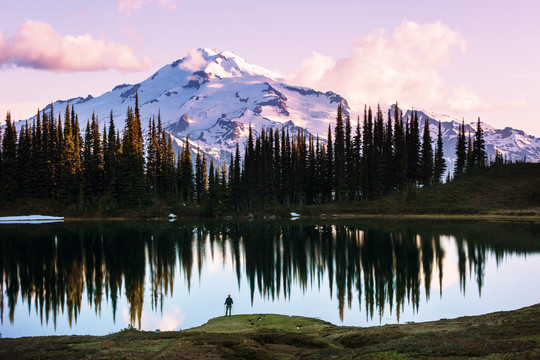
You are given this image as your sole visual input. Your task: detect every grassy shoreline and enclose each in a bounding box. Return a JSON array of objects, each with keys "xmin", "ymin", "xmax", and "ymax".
[{"xmin": 2, "ymin": 304, "xmax": 539, "ymax": 359}]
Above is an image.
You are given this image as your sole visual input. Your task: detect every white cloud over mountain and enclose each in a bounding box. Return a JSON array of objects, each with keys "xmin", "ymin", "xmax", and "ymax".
[{"xmin": 290, "ymin": 21, "xmax": 504, "ymax": 114}]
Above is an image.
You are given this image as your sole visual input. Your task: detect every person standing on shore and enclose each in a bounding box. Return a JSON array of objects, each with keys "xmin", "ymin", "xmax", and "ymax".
[{"xmin": 224, "ymin": 294, "xmax": 233, "ymax": 316}]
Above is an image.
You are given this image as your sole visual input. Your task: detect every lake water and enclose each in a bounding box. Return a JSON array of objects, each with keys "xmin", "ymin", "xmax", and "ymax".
[{"xmin": 1, "ymin": 219, "xmax": 539, "ymax": 338}]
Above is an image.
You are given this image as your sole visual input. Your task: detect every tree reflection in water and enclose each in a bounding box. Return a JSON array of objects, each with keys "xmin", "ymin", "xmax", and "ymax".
[{"xmin": 0, "ymin": 221, "xmax": 538, "ymax": 329}]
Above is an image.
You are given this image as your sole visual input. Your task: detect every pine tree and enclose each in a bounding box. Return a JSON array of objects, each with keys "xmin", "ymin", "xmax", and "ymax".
[
  {"xmin": 472, "ymin": 117, "xmax": 486, "ymax": 169},
  {"xmin": 393, "ymin": 103, "xmax": 407, "ymax": 191},
  {"xmin": 454, "ymin": 120, "xmax": 467, "ymax": 178},
  {"xmin": 372, "ymin": 105, "xmax": 385, "ymax": 197},
  {"xmin": 58, "ymin": 103, "xmax": 78, "ymax": 200},
  {"xmin": 244, "ymin": 124, "xmax": 256, "ymax": 208},
  {"xmin": 91, "ymin": 114, "xmax": 104, "ymax": 195},
  {"xmin": 207, "ymin": 159, "xmax": 216, "ymax": 201},
  {"xmin": 2, "ymin": 112, "xmax": 18, "ymax": 199},
  {"xmin": 147, "ymin": 117, "xmax": 158, "ymax": 196},
  {"xmin": 324, "ymin": 124, "xmax": 333, "ymax": 202},
  {"xmin": 419, "ymin": 118, "xmax": 433, "ymax": 186},
  {"xmin": 314, "ymin": 135, "xmax": 324, "ymax": 203},
  {"xmin": 194, "ymin": 146, "xmax": 207, "ymax": 203},
  {"xmin": 344, "ymin": 115, "xmax": 355, "ymax": 200},
  {"xmin": 306, "ymin": 134, "xmax": 316, "ymax": 204},
  {"xmin": 382, "ymin": 109, "xmax": 394, "ymax": 195},
  {"xmin": 353, "ymin": 116, "xmax": 362, "ymax": 200},
  {"xmin": 333, "ymin": 105, "xmax": 346, "ymax": 200},
  {"xmin": 103, "ymin": 111, "xmax": 119, "ymax": 197},
  {"xmin": 361, "ymin": 106, "xmax": 374, "ymax": 200},
  {"xmin": 230, "ymin": 143, "xmax": 241, "ymax": 210},
  {"xmin": 120, "ymin": 95, "xmax": 146, "ymax": 205},
  {"xmin": 466, "ymin": 131, "xmax": 473, "ymax": 174},
  {"xmin": 178, "ymin": 136, "xmax": 194, "ymax": 203},
  {"xmin": 82, "ymin": 120, "xmax": 93, "ymax": 199},
  {"xmin": 406, "ymin": 110, "xmax": 420, "ymax": 185},
  {"xmin": 433, "ymin": 121, "xmax": 446, "ymax": 184},
  {"xmin": 32, "ymin": 109, "xmax": 45, "ymax": 197},
  {"xmin": 17, "ymin": 123, "xmax": 34, "ymax": 197}
]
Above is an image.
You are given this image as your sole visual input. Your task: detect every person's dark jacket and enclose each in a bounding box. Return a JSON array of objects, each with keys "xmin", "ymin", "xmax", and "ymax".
[{"xmin": 225, "ymin": 297, "xmax": 233, "ymax": 306}]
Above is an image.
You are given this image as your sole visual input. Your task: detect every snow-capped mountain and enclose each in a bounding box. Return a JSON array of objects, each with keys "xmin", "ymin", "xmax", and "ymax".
[
  {"xmin": 21, "ymin": 48, "xmax": 349, "ymax": 161},
  {"xmin": 404, "ymin": 108, "xmax": 540, "ymax": 165},
  {"xmin": 15, "ymin": 48, "xmax": 540, "ymax": 165}
]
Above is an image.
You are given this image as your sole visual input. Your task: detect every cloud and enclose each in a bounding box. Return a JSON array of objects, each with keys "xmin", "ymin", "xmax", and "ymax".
[
  {"xmin": 290, "ymin": 21, "xmax": 504, "ymax": 114},
  {"xmin": 0, "ymin": 20, "xmax": 152, "ymax": 72},
  {"xmin": 179, "ymin": 48, "xmax": 207, "ymax": 72},
  {"xmin": 119, "ymin": 0, "xmax": 181, "ymax": 15}
]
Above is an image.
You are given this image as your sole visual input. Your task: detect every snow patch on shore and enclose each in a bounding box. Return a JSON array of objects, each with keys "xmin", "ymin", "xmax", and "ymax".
[{"xmin": 0, "ymin": 215, "xmax": 64, "ymax": 224}]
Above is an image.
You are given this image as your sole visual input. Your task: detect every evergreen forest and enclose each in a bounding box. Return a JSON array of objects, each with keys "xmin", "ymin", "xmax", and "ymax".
[{"xmin": 0, "ymin": 94, "xmax": 493, "ymax": 215}]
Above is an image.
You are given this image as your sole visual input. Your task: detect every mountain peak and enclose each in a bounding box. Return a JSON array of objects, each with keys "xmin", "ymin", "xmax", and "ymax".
[{"xmin": 168, "ymin": 48, "xmax": 282, "ymax": 80}]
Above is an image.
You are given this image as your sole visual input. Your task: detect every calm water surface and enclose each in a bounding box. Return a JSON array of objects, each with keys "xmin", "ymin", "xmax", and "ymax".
[{"xmin": 1, "ymin": 220, "xmax": 539, "ymax": 337}]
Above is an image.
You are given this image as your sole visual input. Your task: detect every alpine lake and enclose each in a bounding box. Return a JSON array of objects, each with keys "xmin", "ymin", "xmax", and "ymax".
[{"xmin": 1, "ymin": 218, "xmax": 539, "ymax": 338}]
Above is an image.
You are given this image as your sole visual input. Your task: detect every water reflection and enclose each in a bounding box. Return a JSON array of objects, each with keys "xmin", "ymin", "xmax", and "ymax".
[{"xmin": 0, "ymin": 221, "xmax": 539, "ymax": 330}]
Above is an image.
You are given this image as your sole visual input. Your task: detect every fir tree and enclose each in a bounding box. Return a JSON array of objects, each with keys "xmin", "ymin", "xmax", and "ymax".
[
  {"xmin": 120, "ymin": 97, "xmax": 146, "ymax": 205},
  {"xmin": 382, "ymin": 109, "xmax": 394, "ymax": 195},
  {"xmin": 361, "ymin": 106, "xmax": 374, "ymax": 200},
  {"xmin": 2, "ymin": 112, "xmax": 18, "ymax": 199},
  {"xmin": 393, "ymin": 103, "xmax": 407, "ymax": 191},
  {"xmin": 333, "ymin": 105, "xmax": 346, "ymax": 200},
  {"xmin": 406, "ymin": 110, "xmax": 420, "ymax": 185},
  {"xmin": 103, "ymin": 111, "xmax": 119, "ymax": 197},
  {"xmin": 466, "ymin": 131, "xmax": 473, "ymax": 174},
  {"xmin": 454, "ymin": 120, "xmax": 467, "ymax": 178},
  {"xmin": 353, "ymin": 116, "xmax": 362, "ymax": 200},
  {"xmin": 433, "ymin": 121, "xmax": 446, "ymax": 184},
  {"xmin": 178, "ymin": 136, "xmax": 194, "ymax": 203},
  {"xmin": 147, "ymin": 117, "xmax": 158, "ymax": 196},
  {"xmin": 231, "ymin": 143, "xmax": 242, "ymax": 210},
  {"xmin": 58, "ymin": 103, "xmax": 78, "ymax": 200},
  {"xmin": 419, "ymin": 118, "xmax": 433, "ymax": 186},
  {"xmin": 472, "ymin": 117, "xmax": 487, "ymax": 169},
  {"xmin": 372, "ymin": 105, "xmax": 385, "ymax": 197},
  {"xmin": 194, "ymin": 146, "xmax": 207, "ymax": 203},
  {"xmin": 324, "ymin": 124, "xmax": 333, "ymax": 202}
]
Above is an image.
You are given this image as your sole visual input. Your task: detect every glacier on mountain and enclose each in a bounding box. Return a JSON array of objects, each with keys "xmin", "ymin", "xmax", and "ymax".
[{"xmin": 14, "ymin": 48, "xmax": 540, "ymax": 166}]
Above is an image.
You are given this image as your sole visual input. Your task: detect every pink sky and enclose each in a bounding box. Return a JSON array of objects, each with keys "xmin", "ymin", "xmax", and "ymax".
[{"xmin": 1, "ymin": 0, "xmax": 539, "ymax": 135}]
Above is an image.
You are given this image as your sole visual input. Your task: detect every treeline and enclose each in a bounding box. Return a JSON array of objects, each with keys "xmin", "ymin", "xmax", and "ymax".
[
  {"xmin": 232, "ymin": 104, "xmax": 448, "ymax": 211},
  {"xmin": 0, "ymin": 96, "xmax": 492, "ymax": 213},
  {"xmin": 0, "ymin": 94, "xmax": 166, "ymax": 207}
]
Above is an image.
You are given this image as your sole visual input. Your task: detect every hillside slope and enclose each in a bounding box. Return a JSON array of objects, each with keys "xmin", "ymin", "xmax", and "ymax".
[{"xmin": 350, "ymin": 162, "xmax": 540, "ymax": 215}]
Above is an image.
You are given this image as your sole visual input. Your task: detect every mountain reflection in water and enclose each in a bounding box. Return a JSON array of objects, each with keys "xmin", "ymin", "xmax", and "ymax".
[{"xmin": 0, "ymin": 220, "xmax": 539, "ymax": 333}]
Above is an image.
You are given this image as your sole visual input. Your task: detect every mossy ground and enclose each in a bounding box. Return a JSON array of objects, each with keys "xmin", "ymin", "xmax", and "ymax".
[{"xmin": 2, "ymin": 304, "xmax": 539, "ymax": 359}]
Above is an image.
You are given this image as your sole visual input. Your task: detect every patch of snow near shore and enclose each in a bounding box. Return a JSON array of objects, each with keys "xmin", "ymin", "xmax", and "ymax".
[{"xmin": 0, "ymin": 215, "xmax": 64, "ymax": 224}]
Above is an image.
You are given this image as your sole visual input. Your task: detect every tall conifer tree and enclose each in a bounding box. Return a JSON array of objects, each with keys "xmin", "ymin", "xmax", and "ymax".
[
  {"xmin": 454, "ymin": 120, "xmax": 467, "ymax": 178},
  {"xmin": 472, "ymin": 117, "xmax": 486, "ymax": 169},
  {"xmin": 433, "ymin": 121, "xmax": 446, "ymax": 184},
  {"xmin": 419, "ymin": 118, "xmax": 433, "ymax": 186}
]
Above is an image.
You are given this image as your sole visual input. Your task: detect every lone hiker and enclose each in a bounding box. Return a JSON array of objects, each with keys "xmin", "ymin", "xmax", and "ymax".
[{"xmin": 224, "ymin": 294, "xmax": 233, "ymax": 316}]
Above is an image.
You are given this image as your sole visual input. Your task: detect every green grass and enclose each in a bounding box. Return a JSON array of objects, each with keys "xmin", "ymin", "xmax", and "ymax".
[
  {"xmin": 2, "ymin": 305, "xmax": 540, "ymax": 359},
  {"xmin": 358, "ymin": 162, "xmax": 540, "ymax": 215}
]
